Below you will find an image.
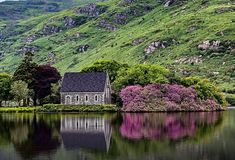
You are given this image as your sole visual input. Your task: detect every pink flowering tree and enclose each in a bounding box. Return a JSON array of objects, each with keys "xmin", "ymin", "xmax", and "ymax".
[{"xmin": 120, "ymin": 84, "xmax": 223, "ymax": 112}]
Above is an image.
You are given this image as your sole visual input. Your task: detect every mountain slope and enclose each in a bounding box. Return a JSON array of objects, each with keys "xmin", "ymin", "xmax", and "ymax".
[{"xmin": 0, "ymin": 0, "xmax": 234, "ymax": 90}]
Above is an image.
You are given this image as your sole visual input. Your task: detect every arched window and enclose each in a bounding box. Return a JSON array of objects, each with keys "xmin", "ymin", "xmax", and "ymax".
[
  {"xmin": 85, "ymin": 95, "xmax": 89, "ymax": 102},
  {"xmin": 65, "ymin": 95, "xmax": 71, "ymax": 105},
  {"xmin": 94, "ymin": 95, "xmax": 98, "ymax": 102},
  {"xmin": 75, "ymin": 95, "xmax": 79, "ymax": 104}
]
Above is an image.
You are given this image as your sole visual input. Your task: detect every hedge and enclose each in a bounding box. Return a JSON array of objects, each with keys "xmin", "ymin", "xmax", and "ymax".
[{"xmin": 0, "ymin": 104, "xmax": 118, "ymax": 113}]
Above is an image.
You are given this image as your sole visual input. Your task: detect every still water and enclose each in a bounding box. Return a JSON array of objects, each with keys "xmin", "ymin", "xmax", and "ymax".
[{"xmin": 0, "ymin": 111, "xmax": 234, "ymax": 160}]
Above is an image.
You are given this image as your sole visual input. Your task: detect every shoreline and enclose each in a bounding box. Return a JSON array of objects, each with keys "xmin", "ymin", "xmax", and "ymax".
[{"xmin": 0, "ymin": 105, "xmax": 229, "ymax": 113}]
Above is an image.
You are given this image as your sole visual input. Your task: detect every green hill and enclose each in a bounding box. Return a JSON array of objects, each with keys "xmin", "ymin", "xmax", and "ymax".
[{"xmin": 0, "ymin": 0, "xmax": 234, "ymax": 91}]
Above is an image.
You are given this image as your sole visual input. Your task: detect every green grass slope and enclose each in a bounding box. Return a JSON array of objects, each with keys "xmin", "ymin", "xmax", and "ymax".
[{"xmin": 0, "ymin": 0, "xmax": 234, "ymax": 91}]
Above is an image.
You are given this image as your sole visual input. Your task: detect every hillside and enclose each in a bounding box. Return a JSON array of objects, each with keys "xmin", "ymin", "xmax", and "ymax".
[{"xmin": 0, "ymin": 0, "xmax": 234, "ymax": 91}]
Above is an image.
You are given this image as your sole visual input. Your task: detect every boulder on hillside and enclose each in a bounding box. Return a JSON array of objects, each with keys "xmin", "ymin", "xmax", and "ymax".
[
  {"xmin": 77, "ymin": 45, "xmax": 90, "ymax": 53},
  {"xmin": 97, "ymin": 20, "xmax": 117, "ymax": 31},
  {"xmin": 198, "ymin": 40, "xmax": 235, "ymax": 53},
  {"xmin": 75, "ymin": 4, "xmax": 107, "ymax": 17},
  {"xmin": 144, "ymin": 39, "xmax": 175, "ymax": 54},
  {"xmin": 42, "ymin": 25, "xmax": 62, "ymax": 35}
]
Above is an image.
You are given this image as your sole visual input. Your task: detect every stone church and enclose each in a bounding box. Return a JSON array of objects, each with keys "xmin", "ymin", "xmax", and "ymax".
[{"xmin": 60, "ymin": 72, "xmax": 111, "ymax": 105}]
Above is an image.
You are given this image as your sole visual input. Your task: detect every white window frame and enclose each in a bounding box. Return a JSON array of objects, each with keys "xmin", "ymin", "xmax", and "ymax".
[
  {"xmin": 65, "ymin": 95, "xmax": 72, "ymax": 105},
  {"xmin": 94, "ymin": 94, "xmax": 99, "ymax": 102},
  {"xmin": 75, "ymin": 95, "xmax": 80, "ymax": 105},
  {"xmin": 85, "ymin": 94, "xmax": 89, "ymax": 102}
]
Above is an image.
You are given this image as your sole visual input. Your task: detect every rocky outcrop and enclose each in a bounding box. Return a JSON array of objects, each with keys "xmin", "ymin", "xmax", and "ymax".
[
  {"xmin": 215, "ymin": 7, "xmax": 235, "ymax": 14},
  {"xmin": 77, "ymin": 45, "xmax": 90, "ymax": 53},
  {"xmin": 19, "ymin": 45, "xmax": 40, "ymax": 55},
  {"xmin": 64, "ymin": 16, "xmax": 77, "ymax": 27},
  {"xmin": 160, "ymin": 0, "xmax": 188, "ymax": 7},
  {"xmin": 132, "ymin": 38, "xmax": 145, "ymax": 45},
  {"xmin": 198, "ymin": 40, "xmax": 235, "ymax": 53},
  {"xmin": 97, "ymin": 20, "xmax": 117, "ymax": 31},
  {"xmin": 144, "ymin": 40, "xmax": 175, "ymax": 54},
  {"xmin": 119, "ymin": 0, "xmax": 135, "ymax": 6},
  {"xmin": 42, "ymin": 25, "xmax": 62, "ymax": 35},
  {"xmin": 174, "ymin": 56, "xmax": 203, "ymax": 64},
  {"xmin": 75, "ymin": 4, "xmax": 107, "ymax": 17},
  {"xmin": 47, "ymin": 52, "xmax": 56, "ymax": 65},
  {"xmin": 24, "ymin": 35, "xmax": 37, "ymax": 44}
]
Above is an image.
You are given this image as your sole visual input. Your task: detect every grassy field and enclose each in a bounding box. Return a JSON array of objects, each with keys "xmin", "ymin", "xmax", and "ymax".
[{"xmin": 0, "ymin": 0, "xmax": 234, "ymax": 91}]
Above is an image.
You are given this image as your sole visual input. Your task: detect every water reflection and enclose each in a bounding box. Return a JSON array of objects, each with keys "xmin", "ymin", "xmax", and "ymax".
[
  {"xmin": 120, "ymin": 112, "xmax": 222, "ymax": 140},
  {"xmin": 60, "ymin": 116, "xmax": 112, "ymax": 152},
  {"xmin": 0, "ymin": 112, "xmax": 227, "ymax": 160}
]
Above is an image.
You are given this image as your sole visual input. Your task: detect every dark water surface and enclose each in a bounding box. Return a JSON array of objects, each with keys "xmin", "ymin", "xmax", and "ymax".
[{"xmin": 0, "ymin": 111, "xmax": 235, "ymax": 160}]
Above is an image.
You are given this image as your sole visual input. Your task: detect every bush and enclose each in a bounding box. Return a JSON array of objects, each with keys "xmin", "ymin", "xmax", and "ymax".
[
  {"xmin": 120, "ymin": 84, "xmax": 225, "ymax": 112},
  {"xmin": 41, "ymin": 104, "xmax": 118, "ymax": 112},
  {"xmin": 113, "ymin": 64, "xmax": 170, "ymax": 93},
  {"xmin": 181, "ymin": 77, "xmax": 227, "ymax": 106},
  {"xmin": 226, "ymin": 94, "xmax": 235, "ymax": 106},
  {"xmin": 81, "ymin": 60, "xmax": 128, "ymax": 83}
]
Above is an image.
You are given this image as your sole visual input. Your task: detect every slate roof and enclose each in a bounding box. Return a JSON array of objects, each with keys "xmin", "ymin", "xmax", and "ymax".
[
  {"xmin": 61, "ymin": 132, "xmax": 108, "ymax": 151},
  {"xmin": 60, "ymin": 72, "xmax": 107, "ymax": 92}
]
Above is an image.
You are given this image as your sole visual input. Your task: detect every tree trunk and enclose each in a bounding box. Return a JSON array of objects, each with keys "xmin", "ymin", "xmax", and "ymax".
[
  {"xmin": 27, "ymin": 98, "xmax": 30, "ymax": 106},
  {"xmin": 33, "ymin": 97, "xmax": 37, "ymax": 106}
]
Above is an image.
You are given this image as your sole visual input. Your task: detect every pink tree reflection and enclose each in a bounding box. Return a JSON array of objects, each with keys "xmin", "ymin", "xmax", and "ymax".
[{"xmin": 120, "ymin": 113, "xmax": 220, "ymax": 140}]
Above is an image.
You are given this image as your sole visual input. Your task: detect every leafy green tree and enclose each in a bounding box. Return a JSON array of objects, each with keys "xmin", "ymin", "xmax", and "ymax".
[
  {"xmin": 10, "ymin": 80, "xmax": 29, "ymax": 106},
  {"xmin": 13, "ymin": 52, "xmax": 37, "ymax": 105},
  {"xmin": 113, "ymin": 64, "xmax": 170, "ymax": 93},
  {"xmin": 13, "ymin": 52, "xmax": 37, "ymax": 85},
  {"xmin": 181, "ymin": 76, "xmax": 227, "ymax": 105},
  {"xmin": 0, "ymin": 73, "xmax": 12, "ymax": 107},
  {"xmin": 81, "ymin": 60, "xmax": 129, "ymax": 83},
  {"xmin": 40, "ymin": 83, "xmax": 61, "ymax": 105}
]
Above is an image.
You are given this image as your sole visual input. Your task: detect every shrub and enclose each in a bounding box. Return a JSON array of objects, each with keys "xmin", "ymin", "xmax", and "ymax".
[
  {"xmin": 120, "ymin": 84, "xmax": 225, "ymax": 112},
  {"xmin": 181, "ymin": 77, "xmax": 227, "ymax": 106},
  {"xmin": 113, "ymin": 64, "xmax": 170, "ymax": 93},
  {"xmin": 41, "ymin": 104, "xmax": 118, "ymax": 112},
  {"xmin": 81, "ymin": 60, "xmax": 129, "ymax": 83},
  {"xmin": 226, "ymin": 94, "xmax": 235, "ymax": 106}
]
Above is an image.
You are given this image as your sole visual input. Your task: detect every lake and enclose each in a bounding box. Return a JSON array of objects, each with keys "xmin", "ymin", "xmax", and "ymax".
[{"xmin": 0, "ymin": 111, "xmax": 235, "ymax": 160}]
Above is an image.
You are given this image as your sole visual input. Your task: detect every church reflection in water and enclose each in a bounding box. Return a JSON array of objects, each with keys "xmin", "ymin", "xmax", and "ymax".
[{"xmin": 60, "ymin": 116, "xmax": 112, "ymax": 152}]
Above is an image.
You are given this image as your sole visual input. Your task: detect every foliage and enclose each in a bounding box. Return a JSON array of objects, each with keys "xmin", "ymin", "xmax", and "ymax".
[
  {"xmin": 13, "ymin": 52, "xmax": 37, "ymax": 85},
  {"xmin": 113, "ymin": 64, "xmax": 170, "ymax": 93},
  {"xmin": 0, "ymin": 73, "xmax": 12, "ymax": 105},
  {"xmin": 10, "ymin": 80, "xmax": 29, "ymax": 105},
  {"xmin": 40, "ymin": 83, "xmax": 61, "ymax": 104},
  {"xmin": 120, "ymin": 84, "xmax": 225, "ymax": 112},
  {"xmin": 40, "ymin": 104, "xmax": 118, "ymax": 112},
  {"xmin": 81, "ymin": 60, "xmax": 129, "ymax": 83},
  {"xmin": 32, "ymin": 65, "xmax": 61, "ymax": 104},
  {"xmin": 226, "ymin": 94, "xmax": 235, "ymax": 106},
  {"xmin": 181, "ymin": 76, "xmax": 227, "ymax": 105},
  {"xmin": 0, "ymin": 107, "xmax": 41, "ymax": 113},
  {"xmin": 1, "ymin": 0, "xmax": 234, "ymax": 91}
]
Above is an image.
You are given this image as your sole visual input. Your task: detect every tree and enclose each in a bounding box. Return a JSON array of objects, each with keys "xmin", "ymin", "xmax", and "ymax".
[
  {"xmin": 181, "ymin": 76, "xmax": 227, "ymax": 106},
  {"xmin": 113, "ymin": 64, "xmax": 170, "ymax": 93},
  {"xmin": 32, "ymin": 65, "xmax": 61, "ymax": 105},
  {"xmin": 13, "ymin": 52, "xmax": 37, "ymax": 85},
  {"xmin": 81, "ymin": 60, "xmax": 129, "ymax": 83},
  {"xmin": 40, "ymin": 83, "xmax": 61, "ymax": 105},
  {"xmin": 10, "ymin": 81, "xmax": 29, "ymax": 106},
  {"xmin": 13, "ymin": 52, "xmax": 37, "ymax": 106},
  {"xmin": 0, "ymin": 73, "xmax": 12, "ymax": 107}
]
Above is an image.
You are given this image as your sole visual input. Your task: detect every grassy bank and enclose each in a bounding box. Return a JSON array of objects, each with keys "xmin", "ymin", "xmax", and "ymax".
[{"xmin": 0, "ymin": 104, "xmax": 118, "ymax": 113}]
